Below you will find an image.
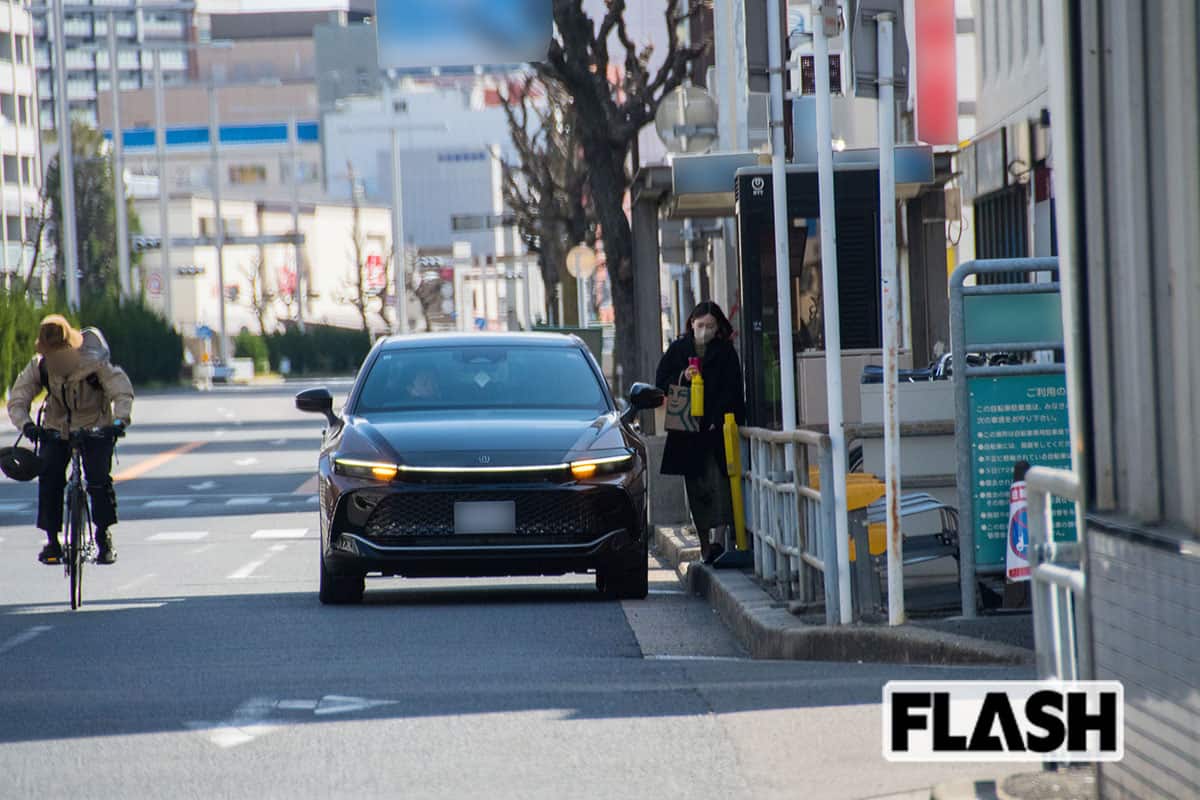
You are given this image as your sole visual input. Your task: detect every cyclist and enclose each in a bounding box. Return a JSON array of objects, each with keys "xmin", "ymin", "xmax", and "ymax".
[{"xmin": 6, "ymin": 315, "xmax": 134, "ymax": 565}]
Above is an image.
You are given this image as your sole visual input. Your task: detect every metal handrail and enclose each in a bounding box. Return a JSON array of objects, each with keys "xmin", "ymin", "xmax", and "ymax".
[
  {"xmin": 739, "ymin": 426, "xmax": 844, "ymax": 624},
  {"xmin": 1026, "ymin": 465, "xmax": 1091, "ymax": 682}
]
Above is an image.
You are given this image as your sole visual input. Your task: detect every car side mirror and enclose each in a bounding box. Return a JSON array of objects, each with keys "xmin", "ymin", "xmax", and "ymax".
[
  {"xmin": 296, "ymin": 387, "xmax": 338, "ymax": 426},
  {"xmin": 628, "ymin": 383, "xmax": 665, "ymax": 410}
]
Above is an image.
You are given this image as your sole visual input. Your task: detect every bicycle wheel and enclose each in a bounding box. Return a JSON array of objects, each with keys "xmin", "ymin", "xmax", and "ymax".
[{"xmin": 66, "ymin": 487, "xmax": 86, "ymax": 610}]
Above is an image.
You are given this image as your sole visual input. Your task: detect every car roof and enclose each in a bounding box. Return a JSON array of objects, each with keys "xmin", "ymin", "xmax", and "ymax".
[{"xmin": 378, "ymin": 332, "xmax": 586, "ymax": 351}]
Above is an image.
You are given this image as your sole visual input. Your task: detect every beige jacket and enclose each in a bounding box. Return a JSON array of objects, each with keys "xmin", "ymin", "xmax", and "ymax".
[{"xmin": 7, "ymin": 328, "xmax": 134, "ymax": 435}]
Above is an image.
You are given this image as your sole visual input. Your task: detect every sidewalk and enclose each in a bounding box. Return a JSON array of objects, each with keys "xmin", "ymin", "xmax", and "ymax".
[
  {"xmin": 654, "ymin": 525, "xmax": 1035, "ymax": 666},
  {"xmin": 653, "ymin": 527, "xmax": 1098, "ymax": 800}
]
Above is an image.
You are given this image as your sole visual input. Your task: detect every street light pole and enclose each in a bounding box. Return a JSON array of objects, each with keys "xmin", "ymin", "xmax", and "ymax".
[
  {"xmin": 51, "ymin": 0, "xmax": 80, "ymax": 309},
  {"xmin": 814, "ymin": 2, "xmax": 852, "ymax": 625},
  {"xmin": 382, "ymin": 83, "xmax": 408, "ymax": 334},
  {"xmin": 877, "ymin": 12, "xmax": 904, "ymax": 626},
  {"xmin": 288, "ymin": 112, "xmax": 304, "ymax": 332},
  {"xmin": 208, "ymin": 84, "xmax": 229, "ymax": 362},
  {"xmin": 766, "ymin": 0, "xmax": 797, "ymax": 466},
  {"xmin": 107, "ymin": 10, "xmax": 132, "ymax": 299},
  {"xmin": 152, "ymin": 47, "xmax": 171, "ymax": 322}
]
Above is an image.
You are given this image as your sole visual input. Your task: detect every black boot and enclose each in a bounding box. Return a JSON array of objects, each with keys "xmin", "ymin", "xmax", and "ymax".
[
  {"xmin": 96, "ymin": 528, "xmax": 117, "ymax": 565},
  {"xmin": 38, "ymin": 534, "xmax": 63, "ymax": 565}
]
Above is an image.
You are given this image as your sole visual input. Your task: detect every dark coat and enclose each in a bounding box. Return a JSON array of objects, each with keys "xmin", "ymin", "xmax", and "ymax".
[{"xmin": 654, "ymin": 334, "xmax": 747, "ymax": 477}]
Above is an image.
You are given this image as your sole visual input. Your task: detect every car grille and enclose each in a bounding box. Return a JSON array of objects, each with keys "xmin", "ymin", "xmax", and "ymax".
[{"xmin": 363, "ymin": 489, "xmax": 624, "ymax": 540}]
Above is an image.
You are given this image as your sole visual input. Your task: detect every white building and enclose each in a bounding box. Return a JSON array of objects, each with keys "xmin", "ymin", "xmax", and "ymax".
[
  {"xmin": 321, "ymin": 83, "xmax": 516, "ymax": 258},
  {"xmin": 0, "ymin": 0, "xmax": 41, "ymax": 284}
]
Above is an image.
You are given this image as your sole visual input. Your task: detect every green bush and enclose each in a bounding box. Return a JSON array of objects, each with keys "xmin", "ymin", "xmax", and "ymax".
[
  {"xmin": 79, "ymin": 295, "xmax": 184, "ymax": 385},
  {"xmin": 0, "ymin": 291, "xmax": 72, "ymax": 395},
  {"xmin": 265, "ymin": 323, "xmax": 371, "ymax": 377},
  {"xmin": 234, "ymin": 330, "xmax": 271, "ymax": 374}
]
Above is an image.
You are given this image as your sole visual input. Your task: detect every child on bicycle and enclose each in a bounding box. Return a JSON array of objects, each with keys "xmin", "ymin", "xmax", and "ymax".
[{"xmin": 6, "ymin": 315, "xmax": 134, "ymax": 565}]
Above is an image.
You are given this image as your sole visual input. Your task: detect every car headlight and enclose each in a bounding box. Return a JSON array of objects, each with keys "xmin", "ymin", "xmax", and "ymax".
[
  {"xmin": 334, "ymin": 457, "xmax": 399, "ymax": 481},
  {"xmin": 569, "ymin": 453, "xmax": 634, "ymax": 480}
]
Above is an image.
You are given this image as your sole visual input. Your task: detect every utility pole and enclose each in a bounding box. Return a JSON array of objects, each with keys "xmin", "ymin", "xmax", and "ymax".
[
  {"xmin": 106, "ymin": 10, "xmax": 131, "ymax": 298},
  {"xmin": 382, "ymin": 81, "xmax": 408, "ymax": 335},
  {"xmin": 208, "ymin": 84, "xmax": 229, "ymax": 363},
  {"xmin": 288, "ymin": 113, "xmax": 304, "ymax": 332},
  {"xmin": 51, "ymin": 0, "xmax": 80, "ymax": 309}
]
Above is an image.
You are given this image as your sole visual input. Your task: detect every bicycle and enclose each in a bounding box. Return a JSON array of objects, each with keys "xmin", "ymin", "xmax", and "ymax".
[{"xmin": 45, "ymin": 427, "xmax": 123, "ymax": 610}]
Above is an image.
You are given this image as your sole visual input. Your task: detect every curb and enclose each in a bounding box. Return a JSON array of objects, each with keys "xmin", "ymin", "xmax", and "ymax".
[{"xmin": 655, "ymin": 525, "xmax": 1035, "ymax": 666}]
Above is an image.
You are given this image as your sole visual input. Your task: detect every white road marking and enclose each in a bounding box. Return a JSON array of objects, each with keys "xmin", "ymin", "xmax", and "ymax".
[
  {"xmin": 226, "ymin": 496, "xmax": 271, "ymax": 507},
  {"xmin": 0, "ymin": 625, "xmax": 53, "ymax": 655},
  {"xmin": 0, "ymin": 502, "xmax": 29, "ymax": 512},
  {"xmin": 270, "ymin": 439, "xmax": 287, "ymax": 446},
  {"xmin": 647, "ymin": 589, "xmax": 688, "ymax": 596},
  {"xmin": 314, "ymin": 696, "xmax": 400, "ymax": 716},
  {"xmin": 251, "ymin": 529, "xmax": 308, "ymax": 540},
  {"xmin": 228, "ymin": 545, "xmax": 288, "ymax": 579},
  {"xmin": 234, "ymin": 457, "xmax": 259, "ymax": 467},
  {"xmin": 188, "ymin": 480, "xmax": 217, "ymax": 491},
  {"xmin": 306, "ymin": 495, "xmax": 319, "ymax": 504},
  {"xmin": 228, "ymin": 557, "xmax": 271, "ymax": 580},
  {"xmin": 185, "ymin": 697, "xmax": 280, "ymax": 749},
  {"xmin": 643, "ymin": 655, "xmax": 755, "ymax": 663},
  {"xmin": 276, "ymin": 700, "xmax": 318, "ymax": 711},
  {"xmin": 8, "ymin": 603, "xmax": 167, "ymax": 616},
  {"xmin": 143, "ymin": 499, "xmax": 192, "ymax": 509},
  {"xmin": 148, "ymin": 531, "xmax": 209, "ymax": 542},
  {"xmin": 189, "ymin": 544, "xmax": 216, "ymax": 555}
]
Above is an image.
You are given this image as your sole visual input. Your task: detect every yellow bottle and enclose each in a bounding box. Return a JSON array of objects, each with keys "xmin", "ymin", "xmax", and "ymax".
[{"xmin": 689, "ymin": 357, "xmax": 705, "ymax": 417}]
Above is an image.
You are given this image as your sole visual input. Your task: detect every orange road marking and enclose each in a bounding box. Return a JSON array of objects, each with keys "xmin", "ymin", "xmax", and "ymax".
[{"xmin": 114, "ymin": 441, "xmax": 206, "ymax": 483}]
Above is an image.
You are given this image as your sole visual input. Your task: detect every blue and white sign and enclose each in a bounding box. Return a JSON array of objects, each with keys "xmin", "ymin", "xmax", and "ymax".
[{"xmin": 375, "ymin": 0, "xmax": 551, "ymax": 69}]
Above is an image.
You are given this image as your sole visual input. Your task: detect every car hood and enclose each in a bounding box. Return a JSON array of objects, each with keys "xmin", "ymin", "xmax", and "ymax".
[{"xmin": 342, "ymin": 410, "xmax": 630, "ymax": 468}]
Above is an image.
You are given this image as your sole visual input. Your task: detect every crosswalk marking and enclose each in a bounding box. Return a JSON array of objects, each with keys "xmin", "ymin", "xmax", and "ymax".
[
  {"xmin": 226, "ymin": 496, "xmax": 271, "ymax": 507},
  {"xmin": 251, "ymin": 529, "xmax": 308, "ymax": 539},
  {"xmin": 144, "ymin": 499, "xmax": 192, "ymax": 509},
  {"xmin": 147, "ymin": 532, "xmax": 209, "ymax": 542},
  {"xmin": 0, "ymin": 502, "xmax": 30, "ymax": 512}
]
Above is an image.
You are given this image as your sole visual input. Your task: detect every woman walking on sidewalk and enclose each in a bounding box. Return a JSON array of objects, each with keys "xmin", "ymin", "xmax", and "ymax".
[{"xmin": 655, "ymin": 301, "xmax": 746, "ymax": 564}]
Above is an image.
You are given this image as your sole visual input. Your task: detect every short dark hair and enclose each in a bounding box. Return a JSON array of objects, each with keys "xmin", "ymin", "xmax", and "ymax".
[{"xmin": 684, "ymin": 301, "xmax": 734, "ymax": 341}]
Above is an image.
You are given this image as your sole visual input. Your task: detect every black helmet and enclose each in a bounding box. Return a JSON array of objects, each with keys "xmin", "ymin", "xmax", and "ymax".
[{"xmin": 0, "ymin": 446, "xmax": 44, "ymax": 482}]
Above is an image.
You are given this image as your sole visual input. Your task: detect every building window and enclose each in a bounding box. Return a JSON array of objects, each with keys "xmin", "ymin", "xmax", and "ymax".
[
  {"xmin": 17, "ymin": 96, "xmax": 29, "ymax": 127},
  {"xmin": 0, "ymin": 36, "xmax": 11, "ymax": 63},
  {"xmin": 228, "ymin": 164, "xmax": 267, "ymax": 185},
  {"xmin": 5, "ymin": 216, "xmax": 22, "ymax": 242},
  {"xmin": 1036, "ymin": 0, "xmax": 1044, "ymax": 47},
  {"xmin": 14, "ymin": 35, "xmax": 28, "ymax": 65},
  {"xmin": 3, "ymin": 155, "xmax": 17, "ymax": 185},
  {"xmin": 1020, "ymin": 0, "xmax": 1029, "ymax": 60},
  {"xmin": 0, "ymin": 94, "xmax": 14, "ymax": 124},
  {"xmin": 199, "ymin": 217, "xmax": 244, "ymax": 237},
  {"xmin": 21, "ymin": 157, "xmax": 33, "ymax": 186}
]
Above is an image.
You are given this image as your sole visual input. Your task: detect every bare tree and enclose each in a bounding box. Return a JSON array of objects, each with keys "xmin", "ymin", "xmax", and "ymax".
[
  {"xmin": 499, "ymin": 76, "xmax": 595, "ymax": 325},
  {"xmin": 21, "ymin": 193, "xmax": 52, "ymax": 295},
  {"xmin": 241, "ymin": 255, "xmax": 274, "ymax": 336},
  {"xmin": 538, "ymin": 0, "xmax": 705, "ymax": 378},
  {"xmin": 345, "ymin": 162, "xmax": 373, "ymax": 332}
]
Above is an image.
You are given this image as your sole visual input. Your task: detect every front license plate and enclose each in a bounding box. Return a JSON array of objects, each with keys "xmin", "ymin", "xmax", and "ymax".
[{"xmin": 454, "ymin": 501, "xmax": 516, "ymax": 534}]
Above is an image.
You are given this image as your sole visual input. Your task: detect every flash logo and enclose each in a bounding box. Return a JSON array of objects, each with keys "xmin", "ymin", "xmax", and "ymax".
[{"xmin": 883, "ymin": 681, "xmax": 1123, "ymax": 762}]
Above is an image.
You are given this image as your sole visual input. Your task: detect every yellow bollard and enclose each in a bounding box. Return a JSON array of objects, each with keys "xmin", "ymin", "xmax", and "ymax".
[{"xmin": 723, "ymin": 413, "xmax": 748, "ymax": 551}]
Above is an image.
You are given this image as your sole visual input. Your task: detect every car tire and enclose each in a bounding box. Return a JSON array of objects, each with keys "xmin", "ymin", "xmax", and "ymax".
[
  {"xmin": 597, "ymin": 536, "xmax": 649, "ymax": 600},
  {"xmin": 319, "ymin": 550, "xmax": 365, "ymax": 605}
]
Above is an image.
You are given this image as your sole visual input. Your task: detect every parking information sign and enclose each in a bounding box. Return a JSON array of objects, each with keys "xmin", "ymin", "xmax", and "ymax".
[{"xmin": 968, "ymin": 373, "xmax": 1076, "ymax": 567}]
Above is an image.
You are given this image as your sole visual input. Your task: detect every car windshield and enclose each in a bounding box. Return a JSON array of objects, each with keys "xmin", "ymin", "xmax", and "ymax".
[{"xmin": 354, "ymin": 345, "xmax": 609, "ymax": 415}]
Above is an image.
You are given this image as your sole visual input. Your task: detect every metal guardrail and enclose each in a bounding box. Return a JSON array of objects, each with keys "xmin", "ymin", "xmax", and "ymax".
[
  {"xmin": 1026, "ymin": 466, "xmax": 1091, "ymax": 681},
  {"xmin": 739, "ymin": 426, "xmax": 843, "ymax": 624}
]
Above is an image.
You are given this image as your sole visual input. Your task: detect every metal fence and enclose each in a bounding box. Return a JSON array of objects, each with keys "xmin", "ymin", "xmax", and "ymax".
[
  {"xmin": 739, "ymin": 426, "xmax": 843, "ymax": 625},
  {"xmin": 1026, "ymin": 466, "xmax": 1092, "ymax": 681}
]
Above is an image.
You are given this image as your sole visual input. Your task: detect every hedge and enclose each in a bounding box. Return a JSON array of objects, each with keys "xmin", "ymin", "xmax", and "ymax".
[
  {"xmin": 234, "ymin": 330, "xmax": 271, "ymax": 374},
  {"xmin": 262, "ymin": 324, "xmax": 371, "ymax": 377},
  {"xmin": 78, "ymin": 295, "xmax": 185, "ymax": 386},
  {"xmin": 0, "ymin": 291, "xmax": 67, "ymax": 395}
]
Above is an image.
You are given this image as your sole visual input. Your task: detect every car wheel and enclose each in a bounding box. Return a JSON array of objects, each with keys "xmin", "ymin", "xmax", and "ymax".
[
  {"xmin": 597, "ymin": 537, "xmax": 649, "ymax": 600},
  {"xmin": 319, "ymin": 550, "xmax": 365, "ymax": 605}
]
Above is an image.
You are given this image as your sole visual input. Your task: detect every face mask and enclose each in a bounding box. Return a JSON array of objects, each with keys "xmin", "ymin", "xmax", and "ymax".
[{"xmin": 694, "ymin": 328, "xmax": 715, "ymax": 345}]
